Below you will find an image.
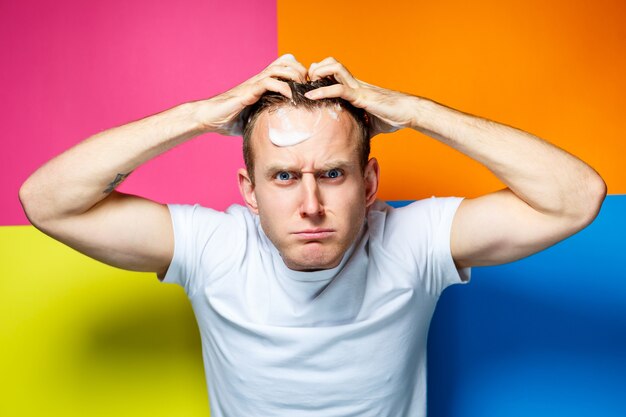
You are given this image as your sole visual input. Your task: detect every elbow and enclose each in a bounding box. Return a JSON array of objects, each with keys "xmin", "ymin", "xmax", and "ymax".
[
  {"xmin": 19, "ymin": 179, "xmax": 39, "ymax": 226},
  {"xmin": 573, "ymin": 172, "xmax": 607, "ymax": 229},
  {"xmin": 19, "ymin": 178, "xmax": 51, "ymax": 229},
  {"xmin": 591, "ymin": 174, "xmax": 608, "ymax": 216}
]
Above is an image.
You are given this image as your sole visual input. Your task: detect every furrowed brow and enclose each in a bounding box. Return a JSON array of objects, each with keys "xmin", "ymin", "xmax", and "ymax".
[
  {"xmin": 263, "ymin": 160, "xmax": 356, "ymax": 179},
  {"xmin": 264, "ymin": 164, "xmax": 297, "ymax": 178},
  {"xmin": 316, "ymin": 160, "xmax": 355, "ymax": 171}
]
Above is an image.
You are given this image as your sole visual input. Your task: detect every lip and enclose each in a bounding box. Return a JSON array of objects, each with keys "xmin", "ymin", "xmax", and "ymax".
[{"xmin": 293, "ymin": 229, "xmax": 335, "ymax": 240}]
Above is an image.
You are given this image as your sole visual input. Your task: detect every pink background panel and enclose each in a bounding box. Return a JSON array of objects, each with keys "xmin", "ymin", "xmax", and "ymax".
[{"xmin": 1, "ymin": 0, "xmax": 277, "ymax": 225}]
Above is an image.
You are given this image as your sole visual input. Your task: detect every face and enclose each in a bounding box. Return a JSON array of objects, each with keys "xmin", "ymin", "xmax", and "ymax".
[{"xmin": 238, "ymin": 106, "xmax": 379, "ymax": 271}]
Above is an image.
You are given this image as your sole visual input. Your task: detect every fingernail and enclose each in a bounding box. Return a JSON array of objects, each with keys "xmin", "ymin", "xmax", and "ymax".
[
  {"xmin": 304, "ymin": 91, "xmax": 317, "ymax": 99},
  {"xmin": 281, "ymin": 53, "xmax": 296, "ymax": 61}
]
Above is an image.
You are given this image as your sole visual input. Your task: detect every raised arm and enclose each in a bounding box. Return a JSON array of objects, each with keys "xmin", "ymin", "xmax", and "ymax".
[
  {"xmin": 305, "ymin": 57, "xmax": 607, "ymax": 269},
  {"xmin": 19, "ymin": 55, "xmax": 307, "ymax": 276}
]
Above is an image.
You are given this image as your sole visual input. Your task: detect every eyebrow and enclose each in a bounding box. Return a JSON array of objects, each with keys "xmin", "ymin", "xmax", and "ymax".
[{"xmin": 263, "ymin": 160, "xmax": 356, "ymax": 178}]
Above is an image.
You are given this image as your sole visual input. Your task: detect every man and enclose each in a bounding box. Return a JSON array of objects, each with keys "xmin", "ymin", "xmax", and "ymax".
[{"xmin": 19, "ymin": 54, "xmax": 606, "ymax": 416}]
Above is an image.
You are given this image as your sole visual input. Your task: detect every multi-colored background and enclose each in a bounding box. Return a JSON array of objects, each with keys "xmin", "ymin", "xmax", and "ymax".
[{"xmin": 1, "ymin": 0, "xmax": 624, "ymax": 415}]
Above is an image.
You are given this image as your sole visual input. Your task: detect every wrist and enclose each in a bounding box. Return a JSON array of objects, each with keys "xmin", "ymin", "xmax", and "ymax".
[
  {"xmin": 188, "ymin": 99, "xmax": 216, "ymax": 134},
  {"xmin": 408, "ymin": 95, "xmax": 432, "ymax": 131}
]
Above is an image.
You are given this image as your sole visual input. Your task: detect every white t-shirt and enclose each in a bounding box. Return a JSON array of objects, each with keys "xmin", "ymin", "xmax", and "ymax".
[{"xmin": 162, "ymin": 198, "xmax": 470, "ymax": 417}]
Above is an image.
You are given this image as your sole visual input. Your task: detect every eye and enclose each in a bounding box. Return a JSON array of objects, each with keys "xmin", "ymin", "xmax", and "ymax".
[
  {"xmin": 322, "ymin": 169, "xmax": 343, "ymax": 179},
  {"xmin": 274, "ymin": 171, "xmax": 295, "ymax": 181}
]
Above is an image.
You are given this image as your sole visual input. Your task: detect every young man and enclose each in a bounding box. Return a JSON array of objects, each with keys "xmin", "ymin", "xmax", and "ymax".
[{"xmin": 19, "ymin": 54, "xmax": 606, "ymax": 416}]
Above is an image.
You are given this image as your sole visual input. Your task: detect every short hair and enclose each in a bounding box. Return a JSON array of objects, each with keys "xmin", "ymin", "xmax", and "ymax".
[{"xmin": 241, "ymin": 77, "xmax": 370, "ymax": 182}]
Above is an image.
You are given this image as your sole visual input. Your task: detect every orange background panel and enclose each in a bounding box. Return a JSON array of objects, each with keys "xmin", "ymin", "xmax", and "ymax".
[{"xmin": 278, "ymin": 0, "xmax": 626, "ymax": 199}]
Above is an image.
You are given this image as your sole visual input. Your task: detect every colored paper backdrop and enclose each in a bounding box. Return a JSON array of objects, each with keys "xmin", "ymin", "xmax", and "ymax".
[
  {"xmin": 278, "ymin": 0, "xmax": 626, "ymax": 201},
  {"xmin": 1, "ymin": 0, "xmax": 624, "ymax": 416}
]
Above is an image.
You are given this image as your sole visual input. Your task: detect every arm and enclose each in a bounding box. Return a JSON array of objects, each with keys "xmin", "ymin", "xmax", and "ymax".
[
  {"xmin": 305, "ymin": 57, "xmax": 607, "ymax": 269},
  {"xmin": 408, "ymin": 98, "xmax": 606, "ymax": 268},
  {"xmin": 19, "ymin": 55, "xmax": 307, "ymax": 277}
]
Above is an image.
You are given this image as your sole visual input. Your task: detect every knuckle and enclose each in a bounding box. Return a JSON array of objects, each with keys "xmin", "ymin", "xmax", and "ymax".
[
  {"xmin": 258, "ymin": 79, "xmax": 272, "ymax": 89},
  {"xmin": 258, "ymin": 77, "xmax": 272, "ymax": 89},
  {"xmin": 329, "ymin": 62, "xmax": 342, "ymax": 71}
]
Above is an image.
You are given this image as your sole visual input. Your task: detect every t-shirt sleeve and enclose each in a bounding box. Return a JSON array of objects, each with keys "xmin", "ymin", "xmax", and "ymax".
[
  {"xmin": 160, "ymin": 204, "xmax": 246, "ymax": 297},
  {"xmin": 384, "ymin": 197, "xmax": 470, "ymax": 295},
  {"xmin": 429, "ymin": 197, "xmax": 471, "ymax": 289}
]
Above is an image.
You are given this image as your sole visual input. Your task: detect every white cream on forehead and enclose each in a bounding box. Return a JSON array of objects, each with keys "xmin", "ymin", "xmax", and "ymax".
[{"xmin": 267, "ymin": 105, "xmax": 342, "ymax": 147}]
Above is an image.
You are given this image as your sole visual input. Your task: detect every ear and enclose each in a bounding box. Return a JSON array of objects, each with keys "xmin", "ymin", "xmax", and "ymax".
[
  {"xmin": 363, "ymin": 158, "xmax": 380, "ymax": 207},
  {"xmin": 237, "ymin": 168, "xmax": 259, "ymax": 214}
]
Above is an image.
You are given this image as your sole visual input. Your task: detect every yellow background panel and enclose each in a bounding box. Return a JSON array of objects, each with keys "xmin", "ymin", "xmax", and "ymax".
[
  {"xmin": 278, "ymin": 0, "xmax": 626, "ymax": 199},
  {"xmin": 0, "ymin": 226, "xmax": 209, "ymax": 416}
]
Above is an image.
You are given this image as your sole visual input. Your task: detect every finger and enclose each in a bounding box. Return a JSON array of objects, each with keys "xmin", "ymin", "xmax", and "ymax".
[
  {"xmin": 276, "ymin": 53, "xmax": 307, "ymax": 71},
  {"xmin": 308, "ymin": 56, "xmax": 340, "ymax": 81},
  {"xmin": 309, "ymin": 62, "xmax": 359, "ymax": 88},
  {"xmin": 262, "ymin": 65, "xmax": 304, "ymax": 83},
  {"xmin": 315, "ymin": 56, "xmax": 339, "ymax": 66},
  {"xmin": 272, "ymin": 54, "xmax": 307, "ymax": 82},
  {"xmin": 282, "ymin": 61, "xmax": 308, "ymax": 83},
  {"xmin": 308, "ymin": 62, "xmax": 321, "ymax": 81},
  {"xmin": 258, "ymin": 77, "xmax": 292, "ymax": 99},
  {"xmin": 243, "ymin": 77, "xmax": 292, "ymax": 105},
  {"xmin": 287, "ymin": 61, "xmax": 309, "ymax": 82},
  {"xmin": 277, "ymin": 53, "xmax": 296, "ymax": 62},
  {"xmin": 304, "ymin": 84, "xmax": 357, "ymax": 103}
]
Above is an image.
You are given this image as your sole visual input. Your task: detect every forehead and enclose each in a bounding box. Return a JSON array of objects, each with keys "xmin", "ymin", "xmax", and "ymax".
[{"xmin": 251, "ymin": 105, "xmax": 360, "ymax": 170}]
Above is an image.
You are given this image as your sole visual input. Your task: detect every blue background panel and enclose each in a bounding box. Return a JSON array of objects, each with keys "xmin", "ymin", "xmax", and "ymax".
[{"xmin": 395, "ymin": 195, "xmax": 625, "ymax": 416}]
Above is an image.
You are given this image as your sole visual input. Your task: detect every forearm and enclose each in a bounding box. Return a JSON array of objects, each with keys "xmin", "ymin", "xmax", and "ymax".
[
  {"xmin": 20, "ymin": 100, "xmax": 209, "ymax": 224},
  {"xmin": 409, "ymin": 97, "xmax": 606, "ymax": 219}
]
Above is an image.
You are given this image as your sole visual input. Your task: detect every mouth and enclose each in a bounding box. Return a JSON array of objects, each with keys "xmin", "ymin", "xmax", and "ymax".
[{"xmin": 293, "ymin": 229, "xmax": 335, "ymax": 240}]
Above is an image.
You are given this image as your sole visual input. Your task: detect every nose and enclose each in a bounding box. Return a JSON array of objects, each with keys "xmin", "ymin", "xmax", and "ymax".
[{"xmin": 299, "ymin": 173, "xmax": 325, "ymax": 218}]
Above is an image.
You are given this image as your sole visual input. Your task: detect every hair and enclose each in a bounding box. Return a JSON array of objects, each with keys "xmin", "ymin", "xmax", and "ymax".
[{"xmin": 241, "ymin": 77, "xmax": 370, "ymax": 183}]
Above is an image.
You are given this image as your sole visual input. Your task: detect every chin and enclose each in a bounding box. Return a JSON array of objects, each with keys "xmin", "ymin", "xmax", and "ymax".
[{"xmin": 283, "ymin": 245, "xmax": 344, "ymax": 271}]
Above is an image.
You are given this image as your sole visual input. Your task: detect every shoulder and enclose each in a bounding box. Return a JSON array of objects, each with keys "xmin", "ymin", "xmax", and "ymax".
[
  {"xmin": 161, "ymin": 203, "xmax": 257, "ymax": 293},
  {"xmin": 366, "ymin": 197, "xmax": 464, "ymax": 264},
  {"xmin": 167, "ymin": 203, "xmax": 252, "ymax": 230},
  {"xmin": 366, "ymin": 197, "xmax": 469, "ymax": 289},
  {"xmin": 367, "ymin": 197, "xmax": 464, "ymax": 237},
  {"xmin": 166, "ymin": 203, "xmax": 257, "ymax": 259}
]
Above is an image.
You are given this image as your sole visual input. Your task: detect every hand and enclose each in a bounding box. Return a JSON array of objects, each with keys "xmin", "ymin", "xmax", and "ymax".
[
  {"xmin": 304, "ymin": 57, "xmax": 418, "ymax": 137},
  {"xmin": 199, "ymin": 54, "xmax": 308, "ymax": 136}
]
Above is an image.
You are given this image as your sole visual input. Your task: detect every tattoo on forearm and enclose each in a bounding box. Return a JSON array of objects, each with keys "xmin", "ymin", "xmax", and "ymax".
[{"xmin": 103, "ymin": 172, "xmax": 132, "ymax": 194}]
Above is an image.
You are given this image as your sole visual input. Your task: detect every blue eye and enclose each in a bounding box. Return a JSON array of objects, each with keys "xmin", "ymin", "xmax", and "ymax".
[
  {"xmin": 275, "ymin": 171, "xmax": 294, "ymax": 181},
  {"xmin": 323, "ymin": 169, "xmax": 343, "ymax": 179}
]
